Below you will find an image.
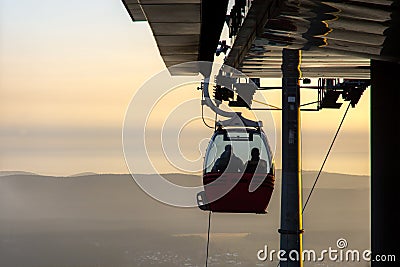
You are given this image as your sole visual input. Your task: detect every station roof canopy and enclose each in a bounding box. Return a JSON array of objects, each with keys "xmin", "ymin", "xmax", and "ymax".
[
  {"xmin": 123, "ymin": 0, "xmax": 202, "ymax": 71},
  {"xmin": 122, "ymin": 0, "xmax": 400, "ymax": 78}
]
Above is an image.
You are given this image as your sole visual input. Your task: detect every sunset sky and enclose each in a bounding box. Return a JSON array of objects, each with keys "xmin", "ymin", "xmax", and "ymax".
[{"xmin": 0, "ymin": 0, "xmax": 370, "ymax": 176}]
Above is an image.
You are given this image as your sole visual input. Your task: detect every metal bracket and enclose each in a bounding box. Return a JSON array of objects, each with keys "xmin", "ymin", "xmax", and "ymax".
[{"xmin": 278, "ymin": 229, "xmax": 305, "ymax": 235}]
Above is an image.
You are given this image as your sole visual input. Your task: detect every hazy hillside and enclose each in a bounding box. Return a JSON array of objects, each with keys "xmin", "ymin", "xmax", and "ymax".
[
  {"xmin": 0, "ymin": 171, "xmax": 370, "ymax": 267},
  {"xmin": 0, "ymin": 170, "xmax": 37, "ymax": 177}
]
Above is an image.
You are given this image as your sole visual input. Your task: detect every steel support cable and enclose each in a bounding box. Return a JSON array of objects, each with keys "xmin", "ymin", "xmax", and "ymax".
[
  {"xmin": 276, "ymin": 101, "xmax": 351, "ymax": 267},
  {"xmin": 303, "ymin": 101, "xmax": 352, "ymax": 212}
]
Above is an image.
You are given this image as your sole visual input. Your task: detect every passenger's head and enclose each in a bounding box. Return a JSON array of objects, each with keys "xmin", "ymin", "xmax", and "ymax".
[
  {"xmin": 251, "ymin": 147, "xmax": 260, "ymax": 159},
  {"xmin": 225, "ymin": 144, "xmax": 232, "ymax": 152},
  {"xmin": 222, "ymin": 144, "xmax": 232, "ymax": 157}
]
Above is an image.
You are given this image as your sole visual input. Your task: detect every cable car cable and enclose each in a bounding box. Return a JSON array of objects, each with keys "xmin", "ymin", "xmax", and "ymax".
[
  {"xmin": 302, "ymin": 101, "xmax": 351, "ymax": 212},
  {"xmin": 252, "ymin": 99, "xmax": 281, "ymax": 109},
  {"xmin": 205, "ymin": 211, "xmax": 212, "ymax": 267}
]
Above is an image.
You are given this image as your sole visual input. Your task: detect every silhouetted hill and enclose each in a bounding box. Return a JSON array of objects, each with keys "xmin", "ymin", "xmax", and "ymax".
[
  {"xmin": 0, "ymin": 170, "xmax": 37, "ymax": 177},
  {"xmin": 68, "ymin": 172, "xmax": 99, "ymax": 177}
]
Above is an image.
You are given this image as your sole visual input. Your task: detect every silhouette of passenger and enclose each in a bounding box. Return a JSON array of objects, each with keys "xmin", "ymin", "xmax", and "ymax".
[
  {"xmin": 244, "ymin": 147, "xmax": 268, "ymax": 173},
  {"xmin": 212, "ymin": 144, "xmax": 244, "ymax": 173}
]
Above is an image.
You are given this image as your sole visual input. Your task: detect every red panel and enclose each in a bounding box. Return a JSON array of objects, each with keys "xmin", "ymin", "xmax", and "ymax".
[{"xmin": 203, "ymin": 172, "xmax": 275, "ymax": 214}]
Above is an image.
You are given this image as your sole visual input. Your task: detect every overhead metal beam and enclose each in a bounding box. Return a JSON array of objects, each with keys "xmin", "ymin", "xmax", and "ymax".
[{"xmin": 198, "ymin": 0, "xmax": 229, "ymax": 62}]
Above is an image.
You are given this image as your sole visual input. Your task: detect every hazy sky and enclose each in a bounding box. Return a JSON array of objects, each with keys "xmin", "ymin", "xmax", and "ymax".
[{"xmin": 0, "ymin": 0, "xmax": 370, "ymax": 176}]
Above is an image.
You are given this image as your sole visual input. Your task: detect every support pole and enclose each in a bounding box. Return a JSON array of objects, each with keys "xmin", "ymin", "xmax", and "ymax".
[
  {"xmin": 280, "ymin": 48, "xmax": 303, "ymax": 267},
  {"xmin": 370, "ymin": 59, "xmax": 400, "ymax": 266}
]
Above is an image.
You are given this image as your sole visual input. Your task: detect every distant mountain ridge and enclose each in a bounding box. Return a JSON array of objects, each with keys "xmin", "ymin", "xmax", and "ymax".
[
  {"xmin": 68, "ymin": 172, "xmax": 99, "ymax": 177},
  {"xmin": 0, "ymin": 171, "xmax": 370, "ymax": 267},
  {"xmin": 0, "ymin": 170, "xmax": 369, "ymax": 189},
  {"xmin": 0, "ymin": 170, "xmax": 37, "ymax": 177}
]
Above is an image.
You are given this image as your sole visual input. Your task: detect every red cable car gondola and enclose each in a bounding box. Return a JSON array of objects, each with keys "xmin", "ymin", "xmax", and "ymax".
[{"xmin": 197, "ymin": 116, "xmax": 275, "ymax": 214}]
